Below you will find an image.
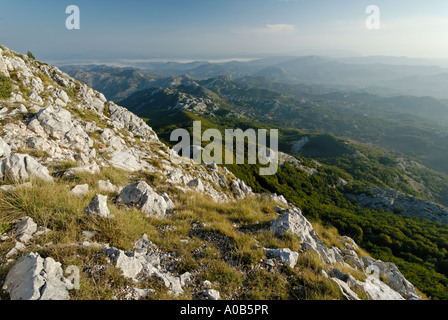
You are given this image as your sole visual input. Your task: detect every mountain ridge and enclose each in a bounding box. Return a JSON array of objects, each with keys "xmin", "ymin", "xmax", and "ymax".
[{"xmin": 0, "ymin": 44, "xmax": 427, "ymax": 300}]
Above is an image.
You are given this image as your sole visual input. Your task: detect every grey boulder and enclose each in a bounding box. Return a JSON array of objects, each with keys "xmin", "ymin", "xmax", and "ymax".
[
  {"xmin": 4, "ymin": 252, "xmax": 70, "ymax": 300},
  {"xmin": 1, "ymin": 153, "xmax": 53, "ymax": 183},
  {"xmin": 15, "ymin": 216, "xmax": 38, "ymax": 243},
  {"xmin": 117, "ymin": 181, "xmax": 174, "ymax": 218},
  {"xmin": 0, "ymin": 137, "xmax": 11, "ymax": 158},
  {"xmin": 264, "ymin": 248, "xmax": 299, "ymax": 268},
  {"xmin": 84, "ymin": 194, "xmax": 112, "ymax": 218}
]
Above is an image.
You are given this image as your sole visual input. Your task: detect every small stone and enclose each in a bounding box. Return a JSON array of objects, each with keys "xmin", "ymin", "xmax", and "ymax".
[
  {"xmin": 202, "ymin": 289, "xmax": 220, "ymax": 300},
  {"xmin": 187, "ymin": 178, "xmax": 204, "ymax": 192},
  {"xmin": 180, "ymin": 272, "xmax": 193, "ymax": 286},
  {"xmin": 264, "ymin": 248, "xmax": 299, "ymax": 268},
  {"xmin": 98, "ymin": 180, "xmax": 118, "ymax": 193},
  {"xmin": 265, "ymin": 259, "xmax": 275, "ymax": 267},
  {"xmin": 201, "ymin": 280, "xmax": 212, "ymax": 289},
  {"xmin": 82, "ymin": 231, "xmax": 97, "ymax": 240},
  {"xmin": 15, "ymin": 216, "xmax": 38, "ymax": 243},
  {"xmin": 6, "ymin": 248, "xmax": 18, "ymax": 259},
  {"xmin": 84, "ymin": 194, "xmax": 113, "ymax": 218},
  {"xmin": 70, "ymin": 184, "xmax": 89, "ymax": 196},
  {"xmin": 16, "ymin": 104, "xmax": 28, "ymax": 114}
]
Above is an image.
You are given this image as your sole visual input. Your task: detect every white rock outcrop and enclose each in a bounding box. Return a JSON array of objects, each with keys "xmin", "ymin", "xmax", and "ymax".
[
  {"xmin": 104, "ymin": 235, "xmax": 187, "ymax": 295},
  {"xmin": 4, "ymin": 252, "xmax": 70, "ymax": 300},
  {"xmin": 1, "ymin": 153, "xmax": 53, "ymax": 182}
]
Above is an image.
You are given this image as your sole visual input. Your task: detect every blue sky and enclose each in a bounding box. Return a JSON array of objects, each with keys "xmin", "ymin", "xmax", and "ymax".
[{"xmin": 1, "ymin": 0, "xmax": 448, "ymax": 61}]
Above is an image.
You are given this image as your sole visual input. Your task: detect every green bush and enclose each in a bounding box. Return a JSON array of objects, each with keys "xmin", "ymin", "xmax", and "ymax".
[
  {"xmin": 0, "ymin": 74, "xmax": 12, "ymax": 100},
  {"xmin": 27, "ymin": 51, "xmax": 36, "ymax": 60}
]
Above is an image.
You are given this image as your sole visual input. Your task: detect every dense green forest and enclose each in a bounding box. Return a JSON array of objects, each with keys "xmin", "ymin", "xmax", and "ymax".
[{"xmin": 228, "ymin": 162, "xmax": 448, "ymax": 300}]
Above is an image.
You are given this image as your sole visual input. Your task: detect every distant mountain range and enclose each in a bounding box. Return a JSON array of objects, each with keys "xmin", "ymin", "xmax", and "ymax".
[{"xmin": 61, "ymin": 55, "xmax": 448, "ymax": 100}]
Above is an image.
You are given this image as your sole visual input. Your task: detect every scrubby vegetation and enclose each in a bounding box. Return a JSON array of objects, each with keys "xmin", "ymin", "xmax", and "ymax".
[
  {"xmin": 0, "ymin": 173, "xmax": 349, "ymax": 300},
  {"xmin": 0, "ymin": 74, "xmax": 12, "ymax": 100},
  {"xmin": 227, "ymin": 162, "xmax": 448, "ymax": 299},
  {"xmin": 135, "ymin": 109, "xmax": 448, "ymax": 299}
]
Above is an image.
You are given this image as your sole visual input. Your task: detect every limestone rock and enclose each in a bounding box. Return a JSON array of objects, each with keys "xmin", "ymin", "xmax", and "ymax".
[
  {"xmin": 118, "ymin": 181, "xmax": 173, "ymax": 218},
  {"xmin": 4, "ymin": 252, "xmax": 70, "ymax": 300},
  {"xmin": 109, "ymin": 150, "xmax": 144, "ymax": 171},
  {"xmin": 63, "ymin": 163, "xmax": 100, "ymax": 177},
  {"xmin": 107, "ymin": 102, "xmax": 158, "ymax": 141},
  {"xmin": 362, "ymin": 257, "xmax": 421, "ymax": 300},
  {"xmin": 331, "ymin": 277, "xmax": 360, "ymax": 300},
  {"xmin": 104, "ymin": 236, "xmax": 185, "ymax": 295},
  {"xmin": 348, "ymin": 187, "xmax": 448, "ymax": 224},
  {"xmin": 84, "ymin": 194, "xmax": 112, "ymax": 218},
  {"xmin": 1, "ymin": 153, "xmax": 53, "ymax": 183},
  {"xmin": 265, "ymin": 193, "xmax": 288, "ymax": 206},
  {"xmin": 167, "ymin": 168, "xmax": 188, "ymax": 185},
  {"xmin": 104, "ymin": 247, "xmax": 143, "ymax": 280},
  {"xmin": 0, "ymin": 137, "xmax": 11, "ymax": 158},
  {"xmin": 201, "ymin": 289, "xmax": 220, "ymax": 300},
  {"xmin": 70, "ymin": 184, "xmax": 89, "ymax": 196},
  {"xmin": 187, "ymin": 178, "xmax": 204, "ymax": 192},
  {"xmin": 35, "ymin": 105, "xmax": 93, "ymax": 152},
  {"xmin": 16, "ymin": 104, "xmax": 28, "ymax": 114},
  {"xmin": 98, "ymin": 180, "xmax": 118, "ymax": 193},
  {"xmin": 270, "ymin": 207, "xmax": 344, "ymax": 265},
  {"xmin": 230, "ymin": 178, "xmax": 252, "ymax": 199},
  {"xmin": 15, "ymin": 216, "xmax": 38, "ymax": 243},
  {"xmin": 264, "ymin": 248, "xmax": 299, "ymax": 268}
]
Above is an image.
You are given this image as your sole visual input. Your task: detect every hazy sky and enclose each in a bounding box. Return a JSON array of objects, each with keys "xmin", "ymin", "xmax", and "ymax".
[{"xmin": 1, "ymin": 0, "xmax": 448, "ymax": 60}]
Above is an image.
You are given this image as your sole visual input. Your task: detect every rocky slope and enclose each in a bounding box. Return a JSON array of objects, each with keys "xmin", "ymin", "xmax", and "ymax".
[
  {"xmin": 346, "ymin": 188, "xmax": 448, "ymax": 224},
  {"xmin": 59, "ymin": 65, "xmax": 162, "ymax": 102},
  {"xmin": 0, "ymin": 45, "xmax": 421, "ymax": 300}
]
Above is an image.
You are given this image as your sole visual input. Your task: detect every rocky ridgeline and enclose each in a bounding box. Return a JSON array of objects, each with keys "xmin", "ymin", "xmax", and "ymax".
[
  {"xmin": 0, "ymin": 45, "xmax": 421, "ymax": 300},
  {"xmin": 346, "ymin": 188, "xmax": 448, "ymax": 224}
]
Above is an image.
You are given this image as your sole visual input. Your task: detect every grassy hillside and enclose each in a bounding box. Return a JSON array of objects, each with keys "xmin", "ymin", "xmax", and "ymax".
[
  {"xmin": 0, "ymin": 172, "xmax": 349, "ymax": 300},
  {"xmin": 136, "ymin": 109, "xmax": 448, "ymax": 300}
]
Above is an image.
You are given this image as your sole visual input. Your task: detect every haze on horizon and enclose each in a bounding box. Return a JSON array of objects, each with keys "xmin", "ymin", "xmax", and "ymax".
[{"xmin": 1, "ymin": 0, "xmax": 448, "ymax": 62}]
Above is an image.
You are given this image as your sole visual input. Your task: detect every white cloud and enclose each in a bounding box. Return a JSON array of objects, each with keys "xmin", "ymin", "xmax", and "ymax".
[
  {"xmin": 266, "ymin": 24, "xmax": 296, "ymax": 33},
  {"xmin": 233, "ymin": 24, "xmax": 296, "ymax": 35}
]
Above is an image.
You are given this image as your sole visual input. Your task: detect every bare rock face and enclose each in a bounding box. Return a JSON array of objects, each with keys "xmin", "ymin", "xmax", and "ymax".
[
  {"xmin": 117, "ymin": 181, "xmax": 174, "ymax": 218},
  {"xmin": 347, "ymin": 188, "xmax": 448, "ymax": 224},
  {"xmin": 361, "ymin": 257, "xmax": 421, "ymax": 300},
  {"xmin": 0, "ymin": 53, "xmax": 9, "ymax": 76},
  {"xmin": 107, "ymin": 102, "xmax": 158, "ymax": 141},
  {"xmin": 109, "ymin": 150, "xmax": 145, "ymax": 171},
  {"xmin": 4, "ymin": 252, "xmax": 70, "ymax": 300},
  {"xmin": 270, "ymin": 206, "xmax": 344, "ymax": 266},
  {"xmin": 35, "ymin": 105, "xmax": 93, "ymax": 153},
  {"xmin": 270, "ymin": 206, "xmax": 421, "ymax": 300}
]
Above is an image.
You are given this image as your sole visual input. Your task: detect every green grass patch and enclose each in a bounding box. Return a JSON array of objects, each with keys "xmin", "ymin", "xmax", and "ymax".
[{"xmin": 0, "ymin": 74, "xmax": 12, "ymax": 100}]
